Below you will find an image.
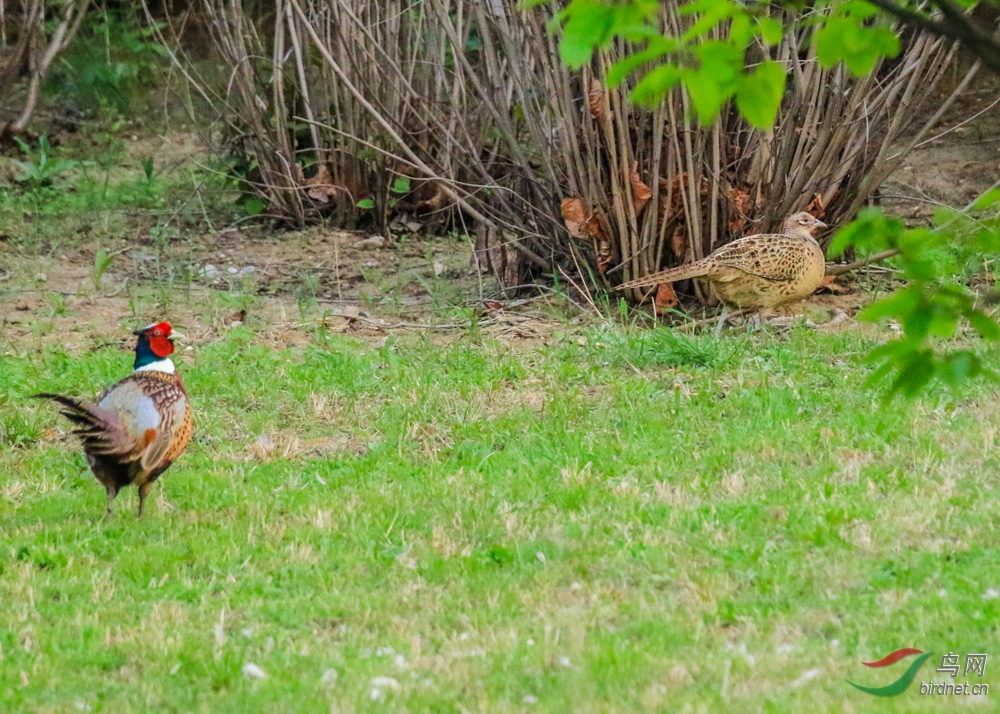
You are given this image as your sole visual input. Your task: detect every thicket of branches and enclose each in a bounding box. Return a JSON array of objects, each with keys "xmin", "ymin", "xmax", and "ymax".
[
  {"xmin": 0, "ymin": 0, "xmax": 90, "ymax": 131},
  {"xmin": 152, "ymin": 0, "xmax": 968, "ymax": 298}
]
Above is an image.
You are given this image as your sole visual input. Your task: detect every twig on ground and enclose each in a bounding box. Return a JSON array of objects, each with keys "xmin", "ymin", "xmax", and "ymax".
[
  {"xmin": 675, "ymin": 308, "xmax": 751, "ymax": 333},
  {"xmin": 826, "ymin": 249, "xmax": 902, "ymax": 276},
  {"xmin": 101, "ymin": 278, "xmax": 130, "ymax": 298}
]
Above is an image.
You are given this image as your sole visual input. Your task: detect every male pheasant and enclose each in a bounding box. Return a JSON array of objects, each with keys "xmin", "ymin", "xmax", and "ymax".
[
  {"xmin": 616, "ymin": 212, "xmax": 827, "ymax": 331},
  {"xmin": 34, "ymin": 322, "xmax": 193, "ymax": 516}
]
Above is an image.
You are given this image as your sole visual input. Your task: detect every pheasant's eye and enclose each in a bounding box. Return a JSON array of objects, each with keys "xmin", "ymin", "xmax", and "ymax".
[{"xmin": 153, "ymin": 330, "xmax": 161, "ymax": 337}]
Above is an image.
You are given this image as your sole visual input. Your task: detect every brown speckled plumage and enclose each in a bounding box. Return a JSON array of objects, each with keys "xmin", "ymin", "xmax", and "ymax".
[{"xmin": 616, "ymin": 212, "xmax": 827, "ymax": 311}]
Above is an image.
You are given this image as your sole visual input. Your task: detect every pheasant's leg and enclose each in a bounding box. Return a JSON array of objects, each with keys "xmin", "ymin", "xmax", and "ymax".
[
  {"xmin": 714, "ymin": 305, "xmax": 731, "ymax": 337},
  {"xmin": 104, "ymin": 485, "xmax": 118, "ymax": 517},
  {"xmin": 137, "ymin": 482, "xmax": 153, "ymax": 517}
]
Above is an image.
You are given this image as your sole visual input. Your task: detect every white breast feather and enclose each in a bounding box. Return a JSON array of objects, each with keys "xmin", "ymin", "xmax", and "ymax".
[{"xmin": 135, "ymin": 358, "xmax": 175, "ymax": 374}]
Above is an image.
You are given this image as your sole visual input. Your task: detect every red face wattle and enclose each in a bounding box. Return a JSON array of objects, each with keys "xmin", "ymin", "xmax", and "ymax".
[{"xmin": 146, "ymin": 321, "xmax": 174, "ymax": 358}]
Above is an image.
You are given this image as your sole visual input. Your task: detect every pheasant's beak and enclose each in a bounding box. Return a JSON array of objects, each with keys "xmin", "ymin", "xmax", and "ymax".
[
  {"xmin": 814, "ymin": 220, "xmax": 828, "ymax": 229},
  {"xmin": 168, "ymin": 331, "xmax": 186, "ymax": 342}
]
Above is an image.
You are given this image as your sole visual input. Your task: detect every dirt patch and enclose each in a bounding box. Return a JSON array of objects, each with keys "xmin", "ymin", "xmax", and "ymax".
[
  {"xmin": 881, "ymin": 67, "xmax": 1000, "ymax": 222},
  {"xmin": 3, "ymin": 67, "xmax": 998, "ymax": 348}
]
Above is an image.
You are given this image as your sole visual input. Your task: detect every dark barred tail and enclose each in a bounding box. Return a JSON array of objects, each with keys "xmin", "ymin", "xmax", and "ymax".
[
  {"xmin": 614, "ymin": 260, "xmax": 711, "ymax": 291},
  {"xmin": 33, "ymin": 393, "xmax": 106, "ymax": 428},
  {"xmin": 32, "ymin": 393, "xmax": 124, "ymax": 456}
]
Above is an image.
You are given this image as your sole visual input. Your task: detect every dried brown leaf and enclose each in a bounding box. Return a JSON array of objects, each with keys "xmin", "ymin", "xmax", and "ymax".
[
  {"xmin": 630, "ymin": 162, "xmax": 652, "ymax": 215},
  {"xmin": 588, "ymin": 79, "xmax": 605, "ymax": 122},
  {"xmin": 726, "ymin": 188, "xmax": 750, "ymax": 235},
  {"xmin": 819, "ymin": 275, "xmax": 848, "ymax": 293},
  {"xmin": 588, "ymin": 210, "xmax": 616, "ymax": 273},
  {"xmin": 561, "ymin": 197, "xmax": 591, "ymax": 239},
  {"xmin": 305, "ymin": 165, "xmax": 344, "ymax": 204},
  {"xmin": 806, "ymin": 192, "xmax": 827, "ymax": 218},
  {"xmin": 670, "ymin": 225, "xmax": 687, "ymax": 260},
  {"xmin": 655, "ymin": 283, "xmax": 678, "ymax": 308}
]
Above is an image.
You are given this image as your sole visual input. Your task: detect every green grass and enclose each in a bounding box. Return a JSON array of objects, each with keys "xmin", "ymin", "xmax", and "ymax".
[{"xmin": 2, "ymin": 321, "xmax": 998, "ymax": 712}]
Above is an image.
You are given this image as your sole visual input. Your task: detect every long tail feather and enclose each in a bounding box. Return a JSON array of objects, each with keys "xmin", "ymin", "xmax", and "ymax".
[
  {"xmin": 33, "ymin": 393, "xmax": 127, "ymax": 456},
  {"xmin": 33, "ymin": 393, "xmax": 110, "ymax": 428},
  {"xmin": 614, "ymin": 260, "xmax": 711, "ymax": 291}
]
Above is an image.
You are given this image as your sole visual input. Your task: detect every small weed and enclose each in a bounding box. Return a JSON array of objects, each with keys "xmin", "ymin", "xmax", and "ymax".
[
  {"xmin": 46, "ymin": 293, "xmax": 69, "ymax": 318},
  {"xmin": 295, "ymin": 272, "xmax": 321, "ymax": 322},
  {"xmin": 92, "ymin": 247, "xmax": 115, "ymax": 290},
  {"xmin": 0, "ymin": 407, "xmax": 44, "ymax": 448},
  {"xmin": 141, "ymin": 157, "xmax": 155, "ymax": 184},
  {"xmin": 13, "ymin": 137, "xmax": 90, "ymax": 189}
]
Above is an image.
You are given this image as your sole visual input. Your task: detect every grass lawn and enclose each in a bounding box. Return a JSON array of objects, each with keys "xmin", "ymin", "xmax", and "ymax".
[{"xmin": 2, "ymin": 315, "xmax": 998, "ymax": 712}]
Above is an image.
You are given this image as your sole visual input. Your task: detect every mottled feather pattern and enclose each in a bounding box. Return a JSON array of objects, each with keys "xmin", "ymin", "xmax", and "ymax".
[
  {"xmin": 615, "ymin": 212, "xmax": 827, "ymax": 311},
  {"xmin": 97, "ymin": 372, "xmax": 191, "ymax": 475},
  {"xmin": 707, "ymin": 235, "xmax": 816, "ymax": 283}
]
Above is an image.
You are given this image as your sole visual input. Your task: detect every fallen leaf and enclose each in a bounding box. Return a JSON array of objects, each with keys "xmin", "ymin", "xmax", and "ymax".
[
  {"xmin": 588, "ymin": 79, "xmax": 605, "ymax": 122},
  {"xmin": 630, "ymin": 162, "xmax": 652, "ymax": 215},
  {"xmin": 305, "ymin": 165, "xmax": 344, "ymax": 204},
  {"xmin": 806, "ymin": 192, "xmax": 826, "ymax": 218},
  {"xmin": 562, "ymin": 197, "xmax": 616, "ymax": 272},
  {"xmin": 561, "ymin": 197, "xmax": 591, "ymax": 239},
  {"xmin": 433, "ymin": 261, "xmax": 445, "ymax": 277},
  {"xmin": 818, "ymin": 275, "xmax": 848, "ymax": 293},
  {"xmin": 587, "ymin": 209, "xmax": 616, "ymax": 273},
  {"xmin": 655, "ymin": 283, "xmax": 678, "ymax": 308},
  {"xmin": 224, "ymin": 308, "xmax": 247, "ymax": 325},
  {"xmin": 726, "ymin": 187, "xmax": 750, "ymax": 235},
  {"xmin": 670, "ymin": 225, "xmax": 687, "ymax": 260}
]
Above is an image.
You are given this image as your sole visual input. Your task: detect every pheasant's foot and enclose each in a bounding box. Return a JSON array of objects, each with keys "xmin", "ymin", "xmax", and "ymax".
[
  {"xmin": 105, "ymin": 486, "xmax": 118, "ymax": 517},
  {"xmin": 737, "ymin": 312, "xmax": 763, "ymax": 330},
  {"xmin": 765, "ymin": 315, "xmax": 799, "ymax": 329},
  {"xmin": 137, "ymin": 482, "xmax": 153, "ymax": 517},
  {"xmin": 713, "ymin": 305, "xmax": 732, "ymax": 337}
]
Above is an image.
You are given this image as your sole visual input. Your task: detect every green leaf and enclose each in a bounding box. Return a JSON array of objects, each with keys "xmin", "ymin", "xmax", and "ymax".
[
  {"xmin": 632, "ymin": 64, "xmax": 685, "ymax": 106},
  {"xmin": 607, "ymin": 36, "xmax": 675, "ymax": 87},
  {"xmin": 729, "ymin": 14, "xmax": 753, "ymax": 47},
  {"xmin": 944, "ymin": 352, "xmax": 976, "ymax": 386},
  {"xmin": 735, "ymin": 61, "xmax": 785, "ymax": 128},
  {"xmin": 966, "ymin": 310, "xmax": 1000, "ymax": 342},
  {"xmin": 681, "ymin": 0, "xmax": 738, "ymax": 42},
  {"xmin": 856, "ymin": 286, "xmax": 919, "ymax": 323},
  {"xmin": 815, "ymin": 15, "xmax": 899, "ymax": 77},
  {"xmin": 681, "ymin": 40, "xmax": 743, "ymax": 124},
  {"xmin": 557, "ymin": 1, "xmax": 614, "ymax": 68},
  {"xmin": 828, "ymin": 207, "xmax": 903, "ymax": 256},
  {"xmin": 890, "ymin": 350, "xmax": 936, "ymax": 398},
  {"xmin": 815, "ymin": 17, "xmax": 852, "ymax": 69},
  {"xmin": 840, "ymin": 0, "xmax": 882, "ymax": 20},
  {"xmin": 756, "ymin": 17, "xmax": 783, "ymax": 46},
  {"xmin": 684, "ymin": 72, "xmax": 727, "ymax": 124},
  {"xmin": 242, "ymin": 197, "xmax": 266, "ymax": 216},
  {"xmin": 847, "ymin": 26, "xmax": 900, "ymax": 76},
  {"xmin": 391, "ymin": 177, "xmax": 411, "ymax": 195},
  {"xmin": 357, "ymin": 198, "xmax": 375, "ymax": 209},
  {"xmin": 971, "ymin": 187, "xmax": 1000, "ymax": 210}
]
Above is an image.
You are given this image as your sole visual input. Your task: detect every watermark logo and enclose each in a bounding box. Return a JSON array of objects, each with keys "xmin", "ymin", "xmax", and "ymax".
[
  {"xmin": 847, "ymin": 648, "xmax": 934, "ymax": 697},
  {"xmin": 847, "ymin": 649, "xmax": 988, "ymax": 698}
]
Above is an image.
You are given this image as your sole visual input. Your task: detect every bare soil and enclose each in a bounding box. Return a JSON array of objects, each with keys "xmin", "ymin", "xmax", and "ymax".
[{"xmin": 2, "ymin": 65, "xmax": 998, "ymax": 351}]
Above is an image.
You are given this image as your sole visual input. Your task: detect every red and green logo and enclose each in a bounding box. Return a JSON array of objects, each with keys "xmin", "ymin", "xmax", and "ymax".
[{"xmin": 847, "ymin": 648, "xmax": 934, "ymax": 697}]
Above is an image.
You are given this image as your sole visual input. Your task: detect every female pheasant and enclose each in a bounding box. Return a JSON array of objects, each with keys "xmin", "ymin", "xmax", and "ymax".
[
  {"xmin": 34, "ymin": 322, "xmax": 193, "ymax": 516},
  {"xmin": 616, "ymin": 212, "xmax": 827, "ymax": 332}
]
